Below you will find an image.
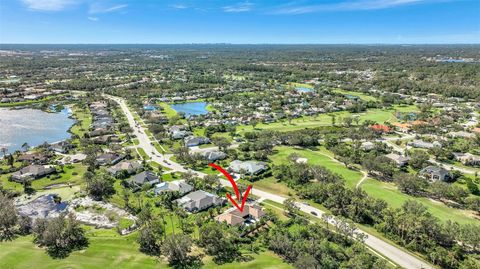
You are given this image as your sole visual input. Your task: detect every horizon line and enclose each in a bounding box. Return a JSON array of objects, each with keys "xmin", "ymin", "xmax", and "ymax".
[{"xmin": 1, "ymin": 43, "xmax": 479, "ymax": 46}]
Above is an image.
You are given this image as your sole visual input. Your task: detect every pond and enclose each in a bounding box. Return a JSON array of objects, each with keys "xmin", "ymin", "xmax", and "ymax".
[
  {"xmin": 295, "ymin": 87, "xmax": 313, "ymax": 93},
  {"xmin": 170, "ymin": 101, "xmax": 209, "ymax": 116},
  {"xmin": 0, "ymin": 107, "xmax": 75, "ymax": 153}
]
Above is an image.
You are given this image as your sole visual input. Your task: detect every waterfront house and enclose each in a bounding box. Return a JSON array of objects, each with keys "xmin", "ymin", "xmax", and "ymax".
[{"xmin": 11, "ymin": 165, "xmax": 56, "ymax": 182}]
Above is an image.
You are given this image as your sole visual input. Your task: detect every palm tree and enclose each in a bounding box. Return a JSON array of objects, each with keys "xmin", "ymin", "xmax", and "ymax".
[
  {"xmin": 1, "ymin": 147, "xmax": 7, "ymax": 157},
  {"xmin": 21, "ymin": 142, "xmax": 30, "ymax": 152}
]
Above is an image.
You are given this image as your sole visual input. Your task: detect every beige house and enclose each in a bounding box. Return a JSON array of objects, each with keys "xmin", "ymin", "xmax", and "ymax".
[{"xmin": 216, "ymin": 204, "xmax": 265, "ymax": 226}]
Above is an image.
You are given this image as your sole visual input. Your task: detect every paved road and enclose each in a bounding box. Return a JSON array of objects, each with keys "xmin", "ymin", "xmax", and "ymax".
[{"xmin": 106, "ymin": 94, "xmax": 434, "ymax": 269}]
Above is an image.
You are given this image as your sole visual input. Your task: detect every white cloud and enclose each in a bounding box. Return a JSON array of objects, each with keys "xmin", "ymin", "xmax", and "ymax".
[
  {"xmin": 89, "ymin": 3, "xmax": 127, "ymax": 14},
  {"xmin": 273, "ymin": 0, "xmax": 437, "ymax": 14},
  {"xmin": 21, "ymin": 0, "xmax": 78, "ymax": 11},
  {"xmin": 223, "ymin": 2, "xmax": 253, "ymax": 13},
  {"xmin": 88, "ymin": 16, "xmax": 99, "ymax": 21},
  {"xmin": 171, "ymin": 4, "xmax": 188, "ymax": 10}
]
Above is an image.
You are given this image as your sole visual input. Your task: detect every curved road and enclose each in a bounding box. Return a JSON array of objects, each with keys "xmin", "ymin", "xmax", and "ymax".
[{"xmin": 106, "ymin": 94, "xmax": 433, "ymax": 269}]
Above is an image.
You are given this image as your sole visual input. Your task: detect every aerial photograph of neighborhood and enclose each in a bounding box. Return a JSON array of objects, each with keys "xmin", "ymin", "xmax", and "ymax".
[{"xmin": 0, "ymin": 0, "xmax": 479, "ymax": 269}]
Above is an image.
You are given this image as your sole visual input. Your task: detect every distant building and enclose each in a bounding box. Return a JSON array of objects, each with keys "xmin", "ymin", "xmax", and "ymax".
[
  {"xmin": 17, "ymin": 152, "xmax": 50, "ymax": 164},
  {"xmin": 295, "ymin": 157, "xmax": 308, "ymax": 164},
  {"xmin": 153, "ymin": 180, "xmax": 193, "ymax": 195},
  {"xmin": 361, "ymin": 141, "xmax": 375, "ymax": 151},
  {"xmin": 11, "ymin": 165, "xmax": 56, "ymax": 182},
  {"xmin": 419, "ymin": 166, "xmax": 451, "ymax": 182},
  {"xmin": 370, "ymin": 124, "xmax": 391, "ymax": 133},
  {"xmin": 448, "ymin": 131, "xmax": 476, "ymax": 139},
  {"xmin": 96, "ymin": 153, "xmax": 125, "ymax": 166},
  {"xmin": 127, "ymin": 171, "xmax": 160, "ymax": 190},
  {"xmin": 199, "ymin": 149, "xmax": 227, "ymax": 162},
  {"xmin": 175, "ymin": 190, "xmax": 224, "ymax": 212},
  {"xmin": 229, "ymin": 160, "xmax": 267, "ymax": 175},
  {"xmin": 384, "ymin": 153, "xmax": 410, "ymax": 167},
  {"xmin": 453, "ymin": 152, "xmax": 480, "ymax": 166},
  {"xmin": 408, "ymin": 140, "xmax": 442, "ymax": 149},
  {"xmin": 49, "ymin": 141, "xmax": 73, "ymax": 153},
  {"xmin": 107, "ymin": 160, "xmax": 142, "ymax": 175},
  {"xmin": 184, "ymin": 136, "xmax": 210, "ymax": 147},
  {"xmin": 392, "ymin": 122, "xmax": 412, "ymax": 133}
]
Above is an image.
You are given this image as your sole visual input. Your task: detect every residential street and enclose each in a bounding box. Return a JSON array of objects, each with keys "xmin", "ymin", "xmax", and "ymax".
[{"xmin": 106, "ymin": 94, "xmax": 434, "ymax": 269}]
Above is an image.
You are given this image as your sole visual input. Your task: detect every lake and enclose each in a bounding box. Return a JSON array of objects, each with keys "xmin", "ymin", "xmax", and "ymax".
[
  {"xmin": 0, "ymin": 107, "xmax": 75, "ymax": 153},
  {"xmin": 170, "ymin": 101, "xmax": 208, "ymax": 116}
]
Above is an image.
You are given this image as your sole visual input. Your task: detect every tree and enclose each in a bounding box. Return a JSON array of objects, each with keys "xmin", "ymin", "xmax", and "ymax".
[
  {"xmin": 250, "ymin": 119, "xmax": 259, "ymax": 129},
  {"xmin": 458, "ymin": 223, "xmax": 480, "ymax": 252},
  {"xmin": 18, "ymin": 215, "xmax": 32, "ymax": 235},
  {"xmin": 329, "ymin": 114, "xmax": 336, "ymax": 126},
  {"xmin": 294, "ymin": 254, "xmax": 319, "ymax": 269},
  {"xmin": 85, "ymin": 170, "xmax": 115, "ymax": 201},
  {"xmin": 353, "ymin": 116, "xmax": 360, "ymax": 126},
  {"xmin": 203, "ymin": 174, "xmax": 219, "ymax": 190},
  {"xmin": 199, "ymin": 222, "xmax": 240, "ymax": 264},
  {"xmin": 212, "ymin": 137, "xmax": 231, "ymax": 152},
  {"xmin": 33, "ymin": 213, "xmax": 88, "ymax": 258},
  {"xmin": 0, "ymin": 192, "xmax": 18, "ymax": 240},
  {"xmin": 21, "ymin": 142, "xmax": 30, "ymax": 152},
  {"xmin": 409, "ymin": 150, "xmax": 429, "ymax": 170},
  {"xmin": 1, "ymin": 147, "xmax": 8, "ymax": 157},
  {"xmin": 138, "ymin": 222, "xmax": 164, "ymax": 256},
  {"xmin": 283, "ymin": 198, "xmax": 300, "ymax": 218},
  {"xmin": 343, "ymin": 116, "xmax": 353, "ymax": 127},
  {"xmin": 5, "ymin": 153, "xmax": 14, "ymax": 168},
  {"xmin": 161, "ymin": 234, "xmax": 201, "ymax": 268},
  {"xmin": 395, "ymin": 173, "xmax": 428, "ymax": 196}
]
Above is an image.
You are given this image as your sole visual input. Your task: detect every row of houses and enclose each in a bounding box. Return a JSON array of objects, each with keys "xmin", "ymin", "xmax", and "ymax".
[
  {"xmin": 0, "ymin": 86, "xmax": 66, "ymax": 103},
  {"xmin": 384, "ymin": 153, "xmax": 452, "ymax": 182}
]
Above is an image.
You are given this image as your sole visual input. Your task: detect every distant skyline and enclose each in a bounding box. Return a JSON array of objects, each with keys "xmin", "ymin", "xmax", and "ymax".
[{"xmin": 0, "ymin": 0, "xmax": 479, "ymax": 44}]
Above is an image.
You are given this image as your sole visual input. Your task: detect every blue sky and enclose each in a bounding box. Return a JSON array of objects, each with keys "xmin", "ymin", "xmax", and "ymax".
[{"xmin": 0, "ymin": 0, "xmax": 479, "ymax": 44}]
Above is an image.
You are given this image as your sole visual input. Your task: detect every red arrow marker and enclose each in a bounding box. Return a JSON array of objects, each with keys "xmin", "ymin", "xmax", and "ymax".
[{"xmin": 208, "ymin": 163, "xmax": 252, "ymax": 212}]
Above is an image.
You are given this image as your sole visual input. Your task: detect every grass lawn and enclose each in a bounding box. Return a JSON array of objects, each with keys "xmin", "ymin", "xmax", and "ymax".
[
  {"xmin": 0, "ymin": 163, "xmax": 87, "ymax": 192},
  {"xmin": 269, "ymin": 146, "xmax": 363, "ymax": 188},
  {"xmin": 237, "ymin": 109, "xmax": 394, "ymax": 134},
  {"xmin": 149, "ymin": 161, "xmax": 172, "ymax": 172},
  {"xmin": 239, "ymin": 177, "xmax": 295, "ymax": 198},
  {"xmin": 158, "ymin": 102, "xmax": 179, "ymax": 119},
  {"xmin": 236, "ymin": 105, "xmax": 420, "ymax": 134},
  {"xmin": 361, "ymin": 178, "xmax": 479, "ymax": 225},
  {"xmin": 261, "ymin": 201, "xmax": 290, "ymax": 221},
  {"xmin": 136, "ymin": 148, "xmax": 150, "ymax": 160},
  {"xmin": 34, "ymin": 164, "xmax": 86, "ymax": 189},
  {"xmin": 203, "ymin": 250, "xmax": 292, "ymax": 269},
  {"xmin": 70, "ymin": 106, "xmax": 92, "ymax": 139},
  {"xmin": 0, "ymin": 230, "xmax": 290, "ymax": 269},
  {"xmin": 0, "ymin": 230, "xmax": 164, "ymax": 269}
]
